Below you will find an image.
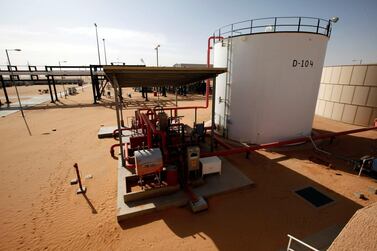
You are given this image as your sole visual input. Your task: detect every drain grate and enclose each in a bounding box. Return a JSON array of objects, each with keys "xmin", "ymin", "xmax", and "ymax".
[{"xmin": 295, "ymin": 186, "xmax": 334, "ymax": 207}]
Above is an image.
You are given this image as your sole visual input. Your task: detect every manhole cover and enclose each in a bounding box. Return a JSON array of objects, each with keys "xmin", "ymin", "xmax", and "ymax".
[{"xmin": 295, "ymin": 186, "xmax": 334, "ymax": 207}]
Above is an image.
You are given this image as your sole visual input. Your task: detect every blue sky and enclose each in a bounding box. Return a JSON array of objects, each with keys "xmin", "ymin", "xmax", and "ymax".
[{"xmin": 0, "ymin": 0, "xmax": 376, "ymax": 66}]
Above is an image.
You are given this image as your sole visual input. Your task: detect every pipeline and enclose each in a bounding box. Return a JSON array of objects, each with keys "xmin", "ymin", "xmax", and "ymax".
[
  {"xmin": 137, "ymin": 36, "xmax": 224, "ymax": 114},
  {"xmin": 110, "ymin": 143, "xmax": 136, "ymax": 168},
  {"xmin": 201, "ymin": 124, "xmax": 377, "ymax": 158},
  {"xmin": 124, "ymin": 143, "xmax": 136, "ymax": 168},
  {"xmin": 206, "ymin": 36, "xmax": 224, "ymax": 108},
  {"xmin": 110, "ymin": 143, "xmax": 123, "ymax": 160},
  {"xmin": 112, "ymin": 127, "xmax": 133, "ymax": 140},
  {"xmin": 213, "ymin": 133, "xmax": 233, "ymax": 149}
]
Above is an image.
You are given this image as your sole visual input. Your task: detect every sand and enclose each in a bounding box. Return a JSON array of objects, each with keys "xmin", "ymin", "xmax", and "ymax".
[{"xmin": 0, "ymin": 87, "xmax": 376, "ymax": 250}]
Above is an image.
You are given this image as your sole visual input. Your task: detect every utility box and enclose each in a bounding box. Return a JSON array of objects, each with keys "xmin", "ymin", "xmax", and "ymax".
[
  {"xmin": 187, "ymin": 146, "xmax": 200, "ymax": 171},
  {"xmin": 200, "ymin": 156, "xmax": 222, "ymax": 177},
  {"xmin": 134, "ymin": 148, "xmax": 163, "ymax": 177}
]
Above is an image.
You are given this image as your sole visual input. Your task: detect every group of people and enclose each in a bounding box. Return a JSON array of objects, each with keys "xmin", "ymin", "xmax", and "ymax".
[{"xmin": 139, "ymin": 81, "xmax": 207, "ymax": 101}]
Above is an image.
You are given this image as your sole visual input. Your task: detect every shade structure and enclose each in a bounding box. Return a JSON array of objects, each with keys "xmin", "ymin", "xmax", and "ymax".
[{"xmin": 103, "ymin": 66, "xmax": 227, "ymax": 87}]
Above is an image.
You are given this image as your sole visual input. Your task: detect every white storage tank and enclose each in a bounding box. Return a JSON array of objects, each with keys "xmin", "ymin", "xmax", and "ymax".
[{"xmin": 213, "ymin": 17, "xmax": 334, "ymax": 144}]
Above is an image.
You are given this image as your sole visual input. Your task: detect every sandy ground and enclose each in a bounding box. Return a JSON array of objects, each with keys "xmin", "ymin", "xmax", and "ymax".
[{"xmin": 0, "ymin": 87, "xmax": 376, "ymax": 250}]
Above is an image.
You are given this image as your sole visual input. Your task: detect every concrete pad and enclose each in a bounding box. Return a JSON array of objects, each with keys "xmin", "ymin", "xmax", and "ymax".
[
  {"xmin": 117, "ymin": 157, "xmax": 254, "ymax": 221},
  {"xmin": 0, "ymin": 94, "xmax": 51, "ymax": 117},
  {"xmin": 98, "ymin": 126, "xmax": 121, "ymax": 139},
  {"xmin": 98, "ymin": 126, "xmax": 144, "ymax": 139}
]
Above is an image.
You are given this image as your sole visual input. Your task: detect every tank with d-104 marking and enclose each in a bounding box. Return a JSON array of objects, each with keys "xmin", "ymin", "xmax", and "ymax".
[{"xmin": 213, "ymin": 16, "xmax": 337, "ymax": 144}]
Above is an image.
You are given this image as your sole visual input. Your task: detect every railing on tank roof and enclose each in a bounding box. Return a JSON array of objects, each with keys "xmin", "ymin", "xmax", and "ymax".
[{"xmin": 213, "ymin": 17, "xmax": 333, "ymax": 41}]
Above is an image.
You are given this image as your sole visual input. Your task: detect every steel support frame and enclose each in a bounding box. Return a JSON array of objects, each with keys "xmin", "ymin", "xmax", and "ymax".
[
  {"xmin": 45, "ymin": 66, "xmax": 55, "ymax": 103},
  {"xmin": 113, "ymin": 76, "xmax": 125, "ymax": 167},
  {"xmin": 0, "ymin": 75, "xmax": 10, "ymax": 104}
]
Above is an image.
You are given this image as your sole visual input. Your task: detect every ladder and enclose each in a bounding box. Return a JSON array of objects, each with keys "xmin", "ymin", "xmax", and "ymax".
[{"xmin": 223, "ymin": 25, "xmax": 234, "ymax": 138}]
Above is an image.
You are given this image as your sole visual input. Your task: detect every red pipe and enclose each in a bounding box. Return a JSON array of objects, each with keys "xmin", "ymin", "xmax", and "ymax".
[
  {"xmin": 213, "ymin": 134, "xmax": 233, "ymax": 149},
  {"xmin": 201, "ymin": 125, "xmax": 377, "ymax": 158},
  {"xmin": 110, "ymin": 143, "xmax": 123, "ymax": 160},
  {"xmin": 110, "ymin": 143, "xmax": 136, "ymax": 168},
  {"xmin": 124, "ymin": 143, "xmax": 136, "ymax": 169},
  {"xmin": 113, "ymin": 127, "xmax": 133, "ymax": 140},
  {"xmin": 206, "ymin": 36, "xmax": 223, "ymax": 107}
]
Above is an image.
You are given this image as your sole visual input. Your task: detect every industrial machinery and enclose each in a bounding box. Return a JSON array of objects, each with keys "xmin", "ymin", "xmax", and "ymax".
[
  {"xmin": 109, "ymin": 104, "xmax": 217, "ymax": 212},
  {"xmin": 134, "ymin": 148, "xmax": 163, "ymax": 184}
]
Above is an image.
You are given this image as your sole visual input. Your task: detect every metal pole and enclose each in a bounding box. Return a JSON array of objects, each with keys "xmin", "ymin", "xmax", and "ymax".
[
  {"xmin": 89, "ymin": 66, "xmax": 97, "ymax": 104},
  {"xmin": 73, "ymin": 163, "xmax": 86, "ymax": 194},
  {"xmin": 155, "ymin": 45, "xmax": 160, "ymax": 66},
  {"xmin": 6, "ymin": 49, "xmax": 32, "ymax": 136},
  {"xmin": 113, "ymin": 77, "xmax": 125, "ymax": 167},
  {"xmin": 211, "ymin": 77, "xmax": 216, "ymax": 151},
  {"xmin": 119, "ymin": 85, "xmax": 124, "ymax": 127},
  {"xmin": 102, "ymin": 38, "xmax": 108, "ymax": 65},
  {"xmin": 0, "ymin": 75, "xmax": 10, "ymax": 104},
  {"xmin": 51, "ymin": 73, "xmax": 59, "ymax": 102},
  {"xmin": 59, "ymin": 61, "xmax": 67, "ymax": 98},
  {"xmin": 94, "ymin": 23, "xmax": 101, "ymax": 65},
  {"xmin": 45, "ymin": 66, "xmax": 54, "ymax": 103}
]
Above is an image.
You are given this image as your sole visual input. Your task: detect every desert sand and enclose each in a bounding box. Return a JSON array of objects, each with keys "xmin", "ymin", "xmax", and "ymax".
[{"xmin": 0, "ymin": 87, "xmax": 376, "ymax": 250}]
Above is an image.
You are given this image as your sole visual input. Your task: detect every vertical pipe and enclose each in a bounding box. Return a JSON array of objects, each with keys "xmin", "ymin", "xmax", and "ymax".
[
  {"xmin": 211, "ymin": 77, "xmax": 216, "ymax": 151},
  {"xmin": 94, "ymin": 67, "xmax": 101, "ymax": 101},
  {"xmin": 89, "ymin": 66, "xmax": 97, "ymax": 104},
  {"xmin": 113, "ymin": 77, "xmax": 125, "ymax": 167},
  {"xmin": 119, "ymin": 85, "xmax": 124, "ymax": 127},
  {"xmin": 45, "ymin": 66, "xmax": 54, "ymax": 103},
  {"xmin": 298, "ymin": 17, "xmax": 301, "ymax": 32},
  {"xmin": 250, "ymin": 20, "xmax": 253, "ymax": 34},
  {"xmin": 0, "ymin": 75, "xmax": 10, "ymax": 104},
  {"xmin": 73, "ymin": 163, "xmax": 85, "ymax": 193},
  {"xmin": 326, "ymin": 20, "xmax": 331, "ymax": 36},
  {"xmin": 316, "ymin": 18, "xmax": 320, "ymax": 33},
  {"xmin": 194, "ymin": 107, "xmax": 197, "ymax": 125},
  {"xmin": 51, "ymin": 74, "xmax": 59, "ymax": 101}
]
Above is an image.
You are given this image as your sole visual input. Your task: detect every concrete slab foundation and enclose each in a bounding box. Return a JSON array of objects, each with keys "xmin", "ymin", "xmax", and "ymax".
[
  {"xmin": 97, "ymin": 126, "xmax": 122, "ymax": 139},
  {"xmin": 117, "ymin": 157, "xmax": 254, "ymax": 221},
  {"xmin": 97, "ymin": 126, "xmax": 143, "ymax": 139}
]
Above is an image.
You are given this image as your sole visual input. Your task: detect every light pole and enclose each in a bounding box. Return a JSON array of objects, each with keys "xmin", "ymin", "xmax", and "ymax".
[
  {"xmin": 94, "ymin": 23, "xmax": 101, "ymax": 65},
  {"xmin": 58, "ymin": 60, "xmax": 68, "ymax": 98},
  {"xmin": 155, "ymin": 44, "xmax": 160, "ymax": 66},
  {"xmin": 5, "ymin": 49, "xmax": 32, "ymax": 136},
  {"xmin": 102, "ymin": 38, "xmax": 108, "ymax": 65}
]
